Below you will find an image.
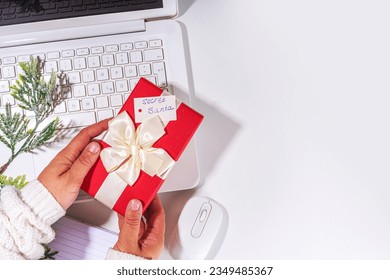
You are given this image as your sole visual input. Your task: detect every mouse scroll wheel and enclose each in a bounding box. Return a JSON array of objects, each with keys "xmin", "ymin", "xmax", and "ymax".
[{"xmin": 199, "ymin": 209, "xmax": 208, "ymax": 222}]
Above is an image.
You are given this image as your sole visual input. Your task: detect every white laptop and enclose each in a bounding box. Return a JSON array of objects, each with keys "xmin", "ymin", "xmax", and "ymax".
[{"xmin": 0, "ymin": 0, "xmax": 200, "ymax": 230}]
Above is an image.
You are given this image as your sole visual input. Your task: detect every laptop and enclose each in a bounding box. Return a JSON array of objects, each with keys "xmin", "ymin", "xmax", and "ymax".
[{"xmin": 0, "ymin": 0, "xmax": 200, "ymax": 230}]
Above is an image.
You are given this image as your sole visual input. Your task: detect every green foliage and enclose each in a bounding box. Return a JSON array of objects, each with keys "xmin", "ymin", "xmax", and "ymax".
[
  {"xmin": 0, "ymin": 103, "xmax": 31, "ymax": 153},
  {"xmin": 40, "ymin": 244, "xmax": 58, "ymax": 260},
  {"xmin": 11, "ymin": 57, "xmax": 60, "ymax": 123},
  {"xmin": 0, "ymin": 174, "xmax": 28, "ymax": 190},
  {"xmin": 0, "ymin": 57, "xmax": 66, "ymax": 260},
  {"xmin": 0, "ymin": 56, "xmax": 66, "ymax": 171}
]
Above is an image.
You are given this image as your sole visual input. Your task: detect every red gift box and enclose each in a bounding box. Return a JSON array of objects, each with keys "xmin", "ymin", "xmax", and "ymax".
[{"xmin": 81, "ymin": 78, "xmax": 203, "ymax": 216}]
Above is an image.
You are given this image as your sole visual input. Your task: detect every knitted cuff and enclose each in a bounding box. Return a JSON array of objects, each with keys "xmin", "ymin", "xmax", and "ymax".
[
  {"xmin": 106, "ymin": 248, "xmax": 147, "ymax": 260},
  {"xmin": 20, "ymin": 180, "xmax": 65, "ymax": 225}
]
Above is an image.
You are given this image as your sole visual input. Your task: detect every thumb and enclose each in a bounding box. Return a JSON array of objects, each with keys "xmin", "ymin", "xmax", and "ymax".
[
  {"xmin": 68, "ymin": 142, "xmax": 101, "ymax": 184},
  {"xmin": 114, "ymin": 199, "xmax": 143, "ymax": 254}
]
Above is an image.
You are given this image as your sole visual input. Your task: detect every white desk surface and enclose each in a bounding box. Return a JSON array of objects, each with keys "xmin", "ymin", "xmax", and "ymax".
[{"xmin": 159, "ymin": 0, "xmax": 390, "ymax": 259}]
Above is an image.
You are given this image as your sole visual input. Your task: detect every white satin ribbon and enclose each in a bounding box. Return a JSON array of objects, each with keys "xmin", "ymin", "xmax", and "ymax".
[{"xmin": 100, "ymin": 111, "xmax": 175, "ymax": 186}]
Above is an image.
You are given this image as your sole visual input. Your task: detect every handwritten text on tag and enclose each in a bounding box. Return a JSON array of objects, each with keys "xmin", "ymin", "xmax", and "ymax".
[{"xmin": 134, "ymin": 95, "xmax": 177, "ymax": 123}]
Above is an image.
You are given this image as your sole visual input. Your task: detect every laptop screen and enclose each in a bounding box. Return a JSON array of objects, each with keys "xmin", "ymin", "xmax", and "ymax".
[{"xmin": 0, "ymin": 0, "xmax": 164, "ymax": 27}]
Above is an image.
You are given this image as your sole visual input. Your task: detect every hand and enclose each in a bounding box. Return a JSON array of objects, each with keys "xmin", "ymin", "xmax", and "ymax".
[
  {"xmin": 114, "ymin": 196, "xmax": 165, "ymax": 259},
  {"xmin": 38, "ymin": 120, "xmax": 109, "ymax": 209}
]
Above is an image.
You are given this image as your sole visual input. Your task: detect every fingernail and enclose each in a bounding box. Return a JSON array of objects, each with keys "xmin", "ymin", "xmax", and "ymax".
[
  {"xmin": 88, "ymin": 142, "xmax": 100, "ymax": 154},
  {"xmin": 129, "ymin": 199, "xmax": 141, "ymax": 211}
]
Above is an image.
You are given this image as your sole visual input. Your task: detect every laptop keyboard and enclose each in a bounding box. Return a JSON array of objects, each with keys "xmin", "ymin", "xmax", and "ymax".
[
  {"xmin": 0, "ymin": 0, "xmax": 163, "ymax": 27},
  {"xmin": 0, "ymin": 37, "xmax": 168, "ymax": 129}
]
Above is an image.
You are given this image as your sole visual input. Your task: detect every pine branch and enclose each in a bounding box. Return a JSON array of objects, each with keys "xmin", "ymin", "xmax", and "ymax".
[
  {"xmin": 0, "ymin": 56, "xmax": 68, "ymax": 174},
  {"xmin": 0, "ymin": 174, "xmax": 28, "ymax": 190},
  {"xmin": 0, "ymin": 56, "xmax": 65, "ymax": 260},
  {"xmin": 0, "ymin": 103, "xmax": 31, "ymax": 155},
  {"xmin": 39, "ymin": 244, "xmax": 58, "ymax": 260}
]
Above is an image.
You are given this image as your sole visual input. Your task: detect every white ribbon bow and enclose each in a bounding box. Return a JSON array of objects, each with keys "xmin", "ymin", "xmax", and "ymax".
[{"xmin": 100, "ymin": 111, "xmax": 175, "ymax": 186}]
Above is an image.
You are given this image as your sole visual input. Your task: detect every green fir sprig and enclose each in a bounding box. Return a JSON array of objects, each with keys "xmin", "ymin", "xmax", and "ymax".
[
  {"xmin": 40, "ymin": 244, "xmax": 58, "ymax": 260},
  {"xmin": 0, "ymin": 174, "xmax": 28, "ymax": 189},
  {"xmin": 0, "ymin": 57, "xmax": 67, "ymax": 174},
  {"xmin": 0, "ymin": 56, "xmax": 67, "ymax": 260}
]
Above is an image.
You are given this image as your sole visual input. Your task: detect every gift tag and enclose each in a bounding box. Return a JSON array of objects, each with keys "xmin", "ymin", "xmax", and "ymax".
[{"xmin": 134, "ymin": 95, "xmax": 177, "ymax": 124}]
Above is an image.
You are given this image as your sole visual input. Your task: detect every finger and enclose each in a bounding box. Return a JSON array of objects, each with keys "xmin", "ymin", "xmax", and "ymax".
[
  {"xmin": 137, "ymin": 197, "xmax": 165, "ymax": 259},
  {"xmin": 57, "ymin": 119, "xmax": 109, "ymax": 163},
  {"xmin": 117, "ymin": 213, "xmax": 124, "ymax": 229},
  {"xmin": 145, "ymin": 196, "xmax": 165, "ymax": 233},
  {"xmin": 66, "ymin": 142, "xmax": 101, "ymax": 185},
  {"xmin": 114, "ymin": 199, "xmax": 143, "ymax": 254}
]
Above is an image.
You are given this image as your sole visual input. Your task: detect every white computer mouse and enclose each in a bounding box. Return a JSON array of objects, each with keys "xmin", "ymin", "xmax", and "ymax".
[{"xmin": 168, "ymin": 196, "xmax": 228, "ymax": 260}]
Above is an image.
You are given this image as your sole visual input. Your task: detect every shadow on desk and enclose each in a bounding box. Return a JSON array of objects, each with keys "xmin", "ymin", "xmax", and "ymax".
[
  {"xmin": 160, "ymin": 22, "xmax": 241, "ymax": 249},
  {"xmin": 160, "ymin": 95, "xmax": 241, "ymax": 250}
]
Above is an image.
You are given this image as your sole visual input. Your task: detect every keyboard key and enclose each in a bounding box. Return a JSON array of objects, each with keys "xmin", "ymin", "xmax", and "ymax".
[
  {"xmin": 76, "ymin": 48, "xmax": 90, "ymax": 56},
  {"xmin": 129, "ymin": 78, "xmax": 140, "ymax": 90},
  {"xmin": 87, "ymin": 56, "xmax": 101, "ymax": 68},
  {"xmin": 45, "ymin": 61, "xmax": 58, "ymax": 73},
  {"xmin": 110, "ymin": 95, "xmax": 123, "ymax": 107},
  {"xmin": 110, "ymin": 67, "xmax": 123, "ymax": 79},
  {"xmin": 138, "ymin": 64, "xmax": 151, "ymax": 76},
  {"xmin": 43, "ymin": 75, "xmax": 52, "ymax": 83},
  {"xmin": 149, "ymin": 39, "xmax": 162, "ymax": 48},
  {"xmin": 115, "ymin": 80, "xmax": 128, "ymax": 93},
  {"xmin": 102, "ymin": 54, "xmax": 114, "ymax": 67},
  {"xmin": 68, "ymin": 72, "xmax": 81, "ymax": 84},
  {"xmin": 96, "ymin": 96, "xmax": 109, "ymax": 108},
  {"xmin": 82, "ymin": 70, "xmax": 95, "ymax": 82},
  {"xmin": 124, "ymin": 65, "xmax": 137, "ymax": 77},
  {"xmin": 98, "ymin": 109, "xmax": 114, "ymax": 121},
  {"xmin": 96, "ymin": 69, "xmax": 109, "ymax": 81},
  {"xmin": 73, "ymin": 57, "xmax": 87, "ymax": 70},
  {"xmin": 135, "ymin": 41, "xmax": 148, "ymax": 49},
  {"xmin": 115, "ymin": 53, "xmax": 129, "ymax": 65},
  {"xmin": 81, "ymin": 98, "xmax": 95, "ymax": 110},
  {"xmin": 153, "ymin": 62, "xmax": 167, "ymax": 87},
  {"xmin": 59, "ymin": 59, "xmax": 72, "ymax": 71},
  {"xmin": 65, "ymin": 90, "xmax": 72, "ymax": 99},
  {"xmin": 144, "ymin": 49, "xmax": 164, "ymax": 62},
  {"xmin": 67, "ymin": 99, "xmax": 81, "ymax": 112},
  {"xmin": 13, "ymin": 107, "xmax": 24, "ymax": 115},
  {"xmin": 144, "ymin": 76, "xmax": 157, "ymax": 85},
  {"xmin": 72, "ymin": 85, "xmax": 86, "ymax": 97},
  {"xmin": 54, "ymin": 102, "xmax": 66, "ymax": 114},
  {"xmin": 10, "ymin": 79, "xmax": 17, "ymax": 87},
  {"xmin": 87, "ymin": 83, "xmax": 100, "ymax": 96},
  {"xmin": 62, "ymin": 50, "xmax": 75, "ymax": 58},
  {"xmin": 36, "ymin": 112, "xmax": 96, "ymax": 131},
  {"xmin": 33, "ymin": 53, "xmax": 45, "ymax": 60},
  {"xmin": 16, "ymin": 65, "xmax": 24, "ymax": 75},
  {"xmin": 3, "ymin": 57, "xmax": 16, "ymax": 65},
  {"xmin": 106, "ymin": 44, "xmax": 119, "ymax": 52},
  {"xmin": 18, "ymin": 55, "xmax": 30, "ymax": 62},
  {"xmin": 130, "ymin": 51, "xmax": 143, "ymax": 63},
  {"xmin": 47, "ymin": 51, "xmax": 60, "ymax": 60},
  {"xmin": 25, "ymin": 109, "xmax": 35, "ymax": 118},
  {"xmin": 2, "ymin": 94, "xmax": 15, "ymax": 105},
  {"xmin": 102, "ymin": 82, "xmax": 114, "ymax": 94},
  {"xmin": 91, "ymin": 46, "xmax": 104, "ymax": 54},
  {"xmin": 2, "ymin": 66, "xmax": 16, "ymax": 78},
  {"xmin": 120, "ymin": 43, "xmax": 133, "ymax": 51}
]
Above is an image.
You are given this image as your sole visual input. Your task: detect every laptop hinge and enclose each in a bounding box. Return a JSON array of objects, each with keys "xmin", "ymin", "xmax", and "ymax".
[{"xmin": 0, "ymin": 20, "xmax": 146, "ymax": 48}]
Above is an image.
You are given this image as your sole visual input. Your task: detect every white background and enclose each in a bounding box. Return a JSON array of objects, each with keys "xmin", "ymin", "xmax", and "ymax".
[{"xmin": 159, "ymin": 0, "xmax": 390, "ymax": 259}]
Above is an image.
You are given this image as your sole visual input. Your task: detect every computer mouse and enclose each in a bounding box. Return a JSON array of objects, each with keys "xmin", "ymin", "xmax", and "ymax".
[{"xmin": 168, "ymin": 196, "xmax": 228, "ymax": 260}]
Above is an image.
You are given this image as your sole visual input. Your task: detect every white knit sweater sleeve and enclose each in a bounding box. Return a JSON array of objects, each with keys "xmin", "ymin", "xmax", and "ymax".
[
  {"xmin": 106, "ymin": 248, "xmax": 147, "ymax": 260},
  {"xmin": 0, "ymin": 180, "xmax": 65, "ymax": 259}
]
